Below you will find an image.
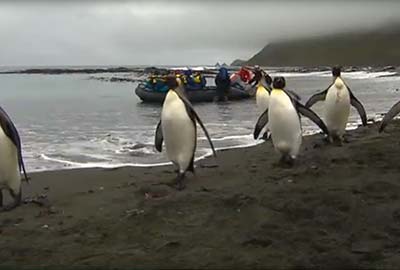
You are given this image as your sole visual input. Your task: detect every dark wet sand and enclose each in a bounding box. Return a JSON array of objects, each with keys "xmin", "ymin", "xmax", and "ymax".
[{"xmin": 1, "ymin": 121, "xmax": 400, "ymax": 269}]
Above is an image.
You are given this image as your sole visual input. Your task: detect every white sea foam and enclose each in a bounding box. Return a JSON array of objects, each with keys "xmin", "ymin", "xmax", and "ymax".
[
  {"xmin": 269, "ymin": 71, "xmax": 330, "ymax": 77},
  {"xmin": 268, "ymin": 71, "xmax": 398, "ymax": 79},
  {"xmin": 33, "ymin": 118, "xmax": 375, "ymax": 173},
  {"xmin": 340, "ymin": 71, "xmax": 398, "ymax": 79},
  {"xmin": 207, "ymin": 134, "xmax": 253, "ymax": 142},
  {"xmin": 39, "ymin": 153, "xmax": 171, "ymax": 171}
]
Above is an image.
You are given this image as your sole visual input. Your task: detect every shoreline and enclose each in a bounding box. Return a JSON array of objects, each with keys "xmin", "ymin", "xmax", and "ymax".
[
  {"xmin": 1, "ymin": 120, "xmax": 400, "ymax": 267},
  {"xmin": 26, "ymin": 120, "xmax": 369, "ymax": 174},
  {"xmin": 22, "ymin": 120, "xmax": 371, "ymax": 181},
  {"xmin": 32, "ymin": 138, "xmax": 265, "ymax": 174}
]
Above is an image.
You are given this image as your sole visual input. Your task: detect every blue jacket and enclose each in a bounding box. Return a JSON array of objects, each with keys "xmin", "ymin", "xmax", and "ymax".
[{"xmin": 215, "ymin": 67, "xmax": 230, "ymax": 89}]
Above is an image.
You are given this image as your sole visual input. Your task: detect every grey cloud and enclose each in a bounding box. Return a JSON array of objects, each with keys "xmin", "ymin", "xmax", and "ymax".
[{"xmin": 0, "ymin": 1, "xmax": 399, "ymax": 66}]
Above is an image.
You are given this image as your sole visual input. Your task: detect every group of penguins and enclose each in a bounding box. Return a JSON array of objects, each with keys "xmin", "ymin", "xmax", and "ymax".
[
  {"xmin": 1, "ymin": 66, "xmax": 400, "ymax": 211},
  {"xmin": 155, "ymin": 66, "xmax": 400, "ymax": 190}
]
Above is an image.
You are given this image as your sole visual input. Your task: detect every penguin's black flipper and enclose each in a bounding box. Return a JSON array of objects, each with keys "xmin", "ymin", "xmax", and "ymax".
[
  {"xmin": 305, "ymin": 87, "xmax": 329, "ymax": 108},
  {"xmin": 155, "ymin": 120, "xmax": 163, "ymax": 152},
  {"xmin": 188, "ymin": 106, "xmax": 217, "ymax": 157},
  {"xmin": 285, "ymin": 89, "xmax": 302, "ymax": 101},
  {"xmin": 347, "ymin": 86, "xmax": 367, "ymax": 126},
  {"xmin": 176, "ymin": 91, "xmax": 217, "ymax": 158},
  {"xmin": 0, "ymin": 106, "xmax": 29, "ymax": 183},
  {"xmin": 254, "ymin": 109, "xmax": 269, "ymax": 139},
  {"xmin": 379, "ymin": 100, "xmax": 400, "ymax": 132},
  {"xmin": 296, "ymin": 103, "xmax": 329, "ymax": 135}
]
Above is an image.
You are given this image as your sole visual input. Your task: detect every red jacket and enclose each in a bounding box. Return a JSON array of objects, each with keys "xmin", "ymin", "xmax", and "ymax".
[{"xmin": 238, "ymin": 68, "xmax": 252, "ymax": 83}]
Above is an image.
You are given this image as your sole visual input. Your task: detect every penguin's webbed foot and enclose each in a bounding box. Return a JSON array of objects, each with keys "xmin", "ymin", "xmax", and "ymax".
[
  {"xmin": 322, "ymin": 136, "xmax": 331, "ymax": 144},
  {"xmin": 333, "ymin": 137, "xmax": 344, "ymax": 147},
  {"xmin": 175, "ymin": 181, "xmax": 186, "ymax": 191},
  {"xmin": 278, "ymin": 155, "xmax": 295, "ymax": 168},
  {"xmin": 261, "ymin": 131, "xmax": 271, "ymax": 141},
  {"xmin": 0, "ymin": 204, "xmax": 18, "ymax": 212},
  {"xmin": 342, "ymin": 134, "xmax": 350, "ymax": 144},
  {"xmin": 175, "ymin": 173, "xmax": 186, "ymax": 191},
  {"xmin": 0, "ymin": 201, "xmax": 21, "ymax": 212},
  {"xmin": 327, "ymin": 133, "xmax": 347, "ymax": 146},
  {"xmin": 0, "ymin": 189, "xmax": 22, "ymax": 212}
]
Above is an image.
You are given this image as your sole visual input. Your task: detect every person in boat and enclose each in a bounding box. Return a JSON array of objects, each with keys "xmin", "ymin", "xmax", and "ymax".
[
  {"xmin": 192, "ymin": 71, "xmax": 201, "ymax": 83},
  {"xmin": 237, "ymin": 66, "xmax": 252, "ymax": 83},
  {"xmin": 145, "ymin": 74, "xmax": 156, "ymax": 89},
  {"xmin": 214, "ymin": 67, "xmax": 231, "ymax": 102},
  {"xmin": 184, "ymin": 70, "xmax": 206, "ymax": 90},
  {"xmin": 192, "ymin": 71, "xmax": 206, "ymax": 88},
  {"xmin": 145, "ymin": 74, "xmax": 169, "ymax": 92},
  {"xmin": 183, "ymin": 69, "xmax": 193, "ymax": 85},
  {"xmin": 154, "ymin": 76, "xmax": 169, "ymax": 92},
  {"xmin": 229, "ymin": 66, "xmax": 255, "ymax": 91}
]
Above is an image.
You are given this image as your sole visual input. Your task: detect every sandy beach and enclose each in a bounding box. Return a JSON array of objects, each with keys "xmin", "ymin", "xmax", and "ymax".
[{"xmin": 1, "ymin": 120, "xmax": 400, "ymax": 268}]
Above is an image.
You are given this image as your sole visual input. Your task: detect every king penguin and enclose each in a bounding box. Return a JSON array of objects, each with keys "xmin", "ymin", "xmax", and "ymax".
[
  {"xmin": 378, "ymin": 100, "xmax": 400, "ymax": 132},
  {"xmin": 0, "ymin": 106, "xmax": 29, "ymax": 211},
  {"xmin": 305, "ymin": 66, "xmax": 367, "ymax": 143},
  {"xmin": 155, "ymin": 76, "xmax": 216, "ymax": 190},
  {"xmin": 255, "ymin": 73, "xmax": 272, "ymax": 140},
  {"xmin": 254, "ymin": 76, "xmax": 329, "ymax": 165},
  {"xmin": 255, "ymin": 73, "xmax": 271, "ymax": 114}
]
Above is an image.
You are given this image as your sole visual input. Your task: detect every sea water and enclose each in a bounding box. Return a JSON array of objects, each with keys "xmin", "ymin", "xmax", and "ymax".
[{"xmin": 0, "ymin": 68, "xmax": 399, "ymax": 172}]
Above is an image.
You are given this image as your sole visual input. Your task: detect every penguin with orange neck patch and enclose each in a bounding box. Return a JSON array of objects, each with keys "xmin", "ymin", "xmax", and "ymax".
[{"xmin": 305, "ymin": 66, "xmax": 367, "ymax": 144}]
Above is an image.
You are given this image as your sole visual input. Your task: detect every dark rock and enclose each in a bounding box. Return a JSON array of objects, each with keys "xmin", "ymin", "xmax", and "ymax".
[{"xmin": 0, "ymin": 66, "xmax": 139, "ymax": 75}]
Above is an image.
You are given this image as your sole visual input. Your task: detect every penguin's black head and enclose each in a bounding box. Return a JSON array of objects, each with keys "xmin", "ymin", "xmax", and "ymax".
[
  {"xmin": 332, "ymin": 66, "xmax": 341, "ymax": 77},
  {"xmin": 265, "ymin": 74, "xmax": 272, "ymax": 86},
  {"xmin": 273, "ymin": 76, "xmax": 286, "ymax": 89},
  {"xmin": 166, "ymin": 75, "xmax": 178, "ymax": 89}
]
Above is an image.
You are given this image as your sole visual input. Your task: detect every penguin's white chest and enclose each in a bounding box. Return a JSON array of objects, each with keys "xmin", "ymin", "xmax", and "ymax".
[
  {"xmin": 0, "ymin": 127, "xmax": 19, "ymax": 190},
  {"xmin": 324, "ymin": 80, "xmax": 350, "ymax": 135},
  {"xmin": 268, "ymin": 90, "xmax": 302, "ymax": 157},
  {"xmin": 256, "ymin": 86, "xmax": 270, "ymax": 113},
  {"xmin": 161, "ymin": 91, "xmax": 196, "ymax": 171}
]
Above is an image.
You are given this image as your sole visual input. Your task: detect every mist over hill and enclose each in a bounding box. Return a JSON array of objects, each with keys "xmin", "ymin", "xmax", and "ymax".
[{"xmin": 244, "ymin": 23, "xmax": 400, "ymax": 67}]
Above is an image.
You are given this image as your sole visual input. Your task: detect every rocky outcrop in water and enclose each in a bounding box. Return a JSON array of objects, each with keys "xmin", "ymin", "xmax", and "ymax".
[
  {"xmin": 0, "ymin": 67, "xmax": 143, "ymax": 75},
  {"xmin": 88, "ymin": 76, "xmax": 145, "ymax": 83}
]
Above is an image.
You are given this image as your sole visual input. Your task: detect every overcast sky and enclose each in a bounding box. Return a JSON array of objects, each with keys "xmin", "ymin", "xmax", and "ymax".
[{"xmin": 1, "ymin": 0, "xmax": 399, "ymax": 66}]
